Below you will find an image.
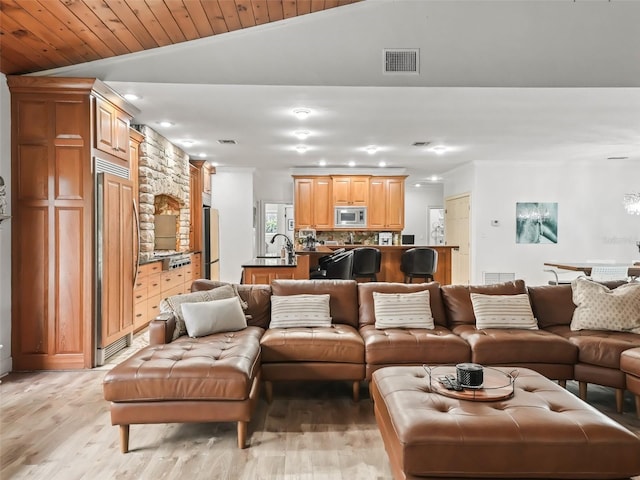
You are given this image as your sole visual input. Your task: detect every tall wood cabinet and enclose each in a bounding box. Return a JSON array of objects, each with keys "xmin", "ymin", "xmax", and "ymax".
[
  {"xmin": 293, "ymin": 176, "xmax": 333, "ymax": 230},
  {"xmin": 332, "ymin": 175, "xmax": 369, "ymax": 206},
  {"xmin": 369, "ymin": 177, "xmax": 406, "ymax": 230},
  {"xmin": 9, "ymin": 76, "xmax": 139, "ymax": 369}
]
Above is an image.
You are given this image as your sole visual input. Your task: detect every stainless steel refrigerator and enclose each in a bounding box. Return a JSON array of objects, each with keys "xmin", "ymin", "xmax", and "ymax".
[{"xmin": 203, "ymin": 206, "xmax": 220, "ymax": 280}]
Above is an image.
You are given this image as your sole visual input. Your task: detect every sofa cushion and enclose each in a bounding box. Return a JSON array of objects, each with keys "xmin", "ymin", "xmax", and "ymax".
[
  {"xmin": 453, "ymin": 324, "xmax": 577, "ymax": 365},
  {"xmin": 358, "ymin": 282, "xmax": 447, "ymax": 327},
  {"xmin": 527, "ymin": 284, "xmax": 575, "ymax": 329},
  {"xmin": 260, "ymin": 324, "xmax": 364, "ymax": 364},
  {"xmin": 571, "ymin": 278, "xmax": 640, "ymax": 333},
  {"xmin": 160, "ymin": 284, "xmax": 240, "ymax": 340},
  {"xmin": 270, "ymin": 294, "xmax": 332, "ymax": 328},
  {"xmin": 441, "ymin": 280, "xmax": 527, "ymax": 329},
  {"xmin": 191, "ymin": 280, "xmax": 272, "ymax": 329},
  {"xmin": 182, "ymin": 297, "xmax": 247, "ymax": 338},
  {"xmin": 103, "ymin": 327, "xmax": 263, "ymax": 402},
  {"xmin": 360, "ymin": 324, "xmax": 470, "ymax": 366},
  {"xmin": 471, "ymin": 293, "xmax": 538, "ymax": 330},
  {"xmin": 373, "ymin": 290, "xmax": 435, "ymax": 330},
  {"xmin": 271, "ymin": 279, "xmax": 359, "ymax": 328}
]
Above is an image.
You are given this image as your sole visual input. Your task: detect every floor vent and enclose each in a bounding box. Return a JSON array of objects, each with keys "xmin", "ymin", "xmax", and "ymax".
[
  {"xmin": 383, "ymin": 48, "xmax": 419, "ymax": 74},
  {"xmin": 483, "ymin": 272, "xmax": 515, "ymax": 285},
  {"xmin": 96, "ymin": 333, "xmax": 132, "ymax": 366}
]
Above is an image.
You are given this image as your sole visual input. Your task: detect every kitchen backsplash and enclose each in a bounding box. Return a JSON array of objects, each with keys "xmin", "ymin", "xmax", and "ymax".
[{"xmin": 302, "ymin": 230, "xmax": 400, "ymax": 246}]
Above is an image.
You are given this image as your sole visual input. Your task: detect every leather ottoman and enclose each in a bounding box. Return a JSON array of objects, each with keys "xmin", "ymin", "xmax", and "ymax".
[
  {"xmin": 371, "ymin": 366, "xmax": 640, "ymax": 479},
  {"xmin": 621, "ymin": 347, "xmax": 640, "ymax": 418},
  {"xmin": 103, "ymin": 327, "xmax": 263, "ymax": 452}
]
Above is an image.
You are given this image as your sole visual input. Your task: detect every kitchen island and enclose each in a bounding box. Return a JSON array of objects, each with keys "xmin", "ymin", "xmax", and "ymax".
[
  {"xmin": 297, "ymin": 244, "xmax": 457, "ymax": 285},
  {"xmin": 241, "ymin": 255, "xmax": 310, "ymax": 284}
]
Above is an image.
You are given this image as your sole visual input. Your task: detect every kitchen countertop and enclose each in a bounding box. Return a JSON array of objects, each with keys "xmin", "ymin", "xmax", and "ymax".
[
  {"xmin": 241, "ymin": 256, "xmax": 298, "ymax": 268},
  {"xmin": 296, "ymin": 244, "xmax": 458, "ymax": 253},
  {"xmin": 139, "ymin": 250, "xmax": 200, "ymax": 265}
]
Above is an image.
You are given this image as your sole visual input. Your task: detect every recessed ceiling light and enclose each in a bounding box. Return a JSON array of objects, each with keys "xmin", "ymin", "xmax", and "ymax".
[
  {"xmin": 365, "ymin": 145, "xmax": 378, "ymax": 155},
  {"xmin": 293, "ymin": 108, "xmax": 311, "ymax": 120},
  {"xmin": 123, "ymin": 93, "xmax": 139, "ymax": 101},
  {"xmin": 294, "ymin": 130, "xmax": 310, "ymax": 140},
  {"xmin": 430, "ymin": 145, "xmax": 449, "ymax": 155},
  {"xmin": 412, "ymin": 141, "xmax": 431, "ymax": 147},
  {"xmin": 159, "ymin": 121, "xmax": 174, "ymax": 127},
  {"xmin": 198, "ymin": 153, "xmax": 207, "ymax": 158},
  {"xmin": 318, "ymin": 160, "xmax": 327, "ymax": 167},
  {"xmin": 430, "ymin": 175, "xmax": 440, "ymax": 182},
  {"xmin": 348, "ymin": 160, "xmax": 356, "ymax": 167},
  {"xmin": 378, "ymin": 161, "xmax": 387, "ymax": 167},
  {"xmin": 295, "ymin": 145, "xmax": 308, "ymax": 154},
  {"xmin": 180, "ymin": 140, "xmax": 195, "ymax": 148},
  {"xmin": 607, "ymin": 156, "xmax": 629, "ymax": 160},
  {"xmin": 415, "ymin": 183, "xmax": 422, "ymax": 187}
]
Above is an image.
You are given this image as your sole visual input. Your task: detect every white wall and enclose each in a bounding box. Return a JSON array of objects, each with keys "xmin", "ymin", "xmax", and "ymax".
[
  {"xmin": 253, "ymin": 169, "xmax": 294, "ymax": 204},
  {"xmin": 0, "ymin": 73, "xmax": 12, "ymax": 375},
  {"xmin": 449, "ymin": 159, "xmax": 640, "ymax": 286},
  {"xmin": 211, "ymin": 168, "xmax": 255, "ymax": 283},
  {"xmin": 403, "ymin": 184, "xmax": 444, "ymax": 244}
]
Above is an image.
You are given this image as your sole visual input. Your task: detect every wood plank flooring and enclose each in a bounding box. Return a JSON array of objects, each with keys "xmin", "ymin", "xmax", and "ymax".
[{"xmin": 1, "ymin": 370, "xmax": 639, "ymax": 480}]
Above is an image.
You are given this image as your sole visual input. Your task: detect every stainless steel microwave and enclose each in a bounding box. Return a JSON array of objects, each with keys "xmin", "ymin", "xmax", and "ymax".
[{"xmin": 334, "ymin": 207, "xmax": 367, "ymax": 228}]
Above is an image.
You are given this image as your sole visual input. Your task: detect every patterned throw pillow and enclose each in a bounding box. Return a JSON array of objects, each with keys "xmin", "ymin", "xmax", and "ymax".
[
  {"xmin": 470, "ymin": 293, "xmax": 538, "ymax": 330},
  {"xmin": 373, "ymin": 290, "xmax": 435, "ymax": 329},
  {"xmin": 160, "ymin": 284, "xmax": 238, "ymax": 340},
  {"xmin": 270, "ymin": 294, "xmax": 332, "ymax": 328},
  {"xmin": 570, "ymin": 278, "xmax": 640, "ymax": 333}
]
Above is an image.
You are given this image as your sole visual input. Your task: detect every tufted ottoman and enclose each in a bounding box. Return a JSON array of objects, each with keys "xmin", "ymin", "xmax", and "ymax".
[
  {"xmin": 621, "ymin": 347, "xmax": 640, "ymax": 418},
  {"xmin": 371, "ymin": 366, "xmax": 640, "ymax": 479},
  {"xmin": 103, "ymin": 327, "xmax": 263, "ymax": 452}
]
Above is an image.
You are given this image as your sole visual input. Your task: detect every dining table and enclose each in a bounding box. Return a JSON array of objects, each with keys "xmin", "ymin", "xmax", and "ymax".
[{"xmin": 544, "ymin": 262, "xmax": 640, "ymax": 280}]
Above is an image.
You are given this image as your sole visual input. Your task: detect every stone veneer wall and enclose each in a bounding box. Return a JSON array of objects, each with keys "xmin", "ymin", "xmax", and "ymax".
[{"xmin": 137, "ymin": 125, "xmax": 190, "ymax": 261}]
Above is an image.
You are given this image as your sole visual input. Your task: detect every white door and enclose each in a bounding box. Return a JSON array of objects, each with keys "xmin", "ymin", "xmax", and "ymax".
[{"xmin": 445, "ymin": 194, "xmax": 471, "ymax": 285}]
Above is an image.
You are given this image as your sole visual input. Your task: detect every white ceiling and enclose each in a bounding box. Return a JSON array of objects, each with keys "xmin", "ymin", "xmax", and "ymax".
[{"xmin": 39, "ymin": 0, "xmax": 640, "ymax": 184}]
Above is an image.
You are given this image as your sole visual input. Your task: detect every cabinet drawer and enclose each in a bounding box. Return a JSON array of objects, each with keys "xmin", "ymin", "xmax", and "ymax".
[
  {"xmin": 147, "ymin": 273, "xmax": 162, "ymax": 298},
  {"xmin": 164, "ymin": 284, "xmax": 184, "ymax": 299},
  {"xmin": 133, "ymin": 298, "xmax": 148, "ymax": 326},
  {"xmin": 161, "ymin": 269, "xmax": 184, "ymax": 292},
  {"xmin": 138, "ymin": 261, "xmax": 162, "ymax": 278},
  {"xmin": 147, "ymin": 294, "xmax": 162, "ymax": 322}
]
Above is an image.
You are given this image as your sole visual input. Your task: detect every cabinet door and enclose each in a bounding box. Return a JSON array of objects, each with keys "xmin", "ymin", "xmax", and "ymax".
[
  {"xmin": 386, "ymin": 178, "xmax": 405, "ymax": 229},
  {"xmin": 96, "ymin": 98, "xmax": 116, "ymax": 155},
  {"xmin": 350, "ymin": 176, "xmax": 369, "ymax": 205},
  {"xmin": 313, "ymin": 177, "xmax": 333, "ymax": 229},
  {"xmin": 114, "ymin": 110, "xmax": 130, "ymax": 160},
  {"xmin": 368, "ymin": 178, "xmax": 387, "ymax": 229},
  {"xmin": 294, "ymin": 178, "xmax": 314, "ymax": 228},
  {"xmin": 332, "ymin": 177, "xmax": 351, "ymax": 205}
]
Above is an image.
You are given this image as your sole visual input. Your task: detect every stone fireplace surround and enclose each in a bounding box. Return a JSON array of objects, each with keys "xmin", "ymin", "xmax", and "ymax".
[{"xmin": 136, "ymin": 125, "xmax": 190, "ymax": 262}]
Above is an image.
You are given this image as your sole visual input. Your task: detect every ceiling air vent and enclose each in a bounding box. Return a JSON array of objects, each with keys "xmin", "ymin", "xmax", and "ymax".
[
  {"xmin": 383, "ymin": 49, "xmax": 419, "ymax": 74},
  {"xmin": 217, "ymin": 139, "xmax": 237, "ymax": 145},
  {"xmin": 412, "ymin": 141, "xmax": 431, "ymax": 147}
]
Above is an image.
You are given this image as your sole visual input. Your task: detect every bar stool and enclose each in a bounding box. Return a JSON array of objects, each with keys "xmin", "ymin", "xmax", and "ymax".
[
  {"xmin": 352, "ymin": 247, "xmax": 381, "ymax": 282},
  {"xmin": 400, "ymin": 247, "xmax": 438, "ymax": 283}
]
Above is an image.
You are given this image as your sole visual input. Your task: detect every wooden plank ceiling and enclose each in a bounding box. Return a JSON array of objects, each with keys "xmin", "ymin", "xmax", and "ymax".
[{"xmin": 0, "ymin": 0, "xmax": 361, "ymax": 75}]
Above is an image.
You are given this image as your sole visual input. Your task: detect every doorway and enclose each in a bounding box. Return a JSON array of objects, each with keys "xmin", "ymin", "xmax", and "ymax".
[{"xmin": 257, "ymin": 201, "xmax": 294, "ymax": 256}]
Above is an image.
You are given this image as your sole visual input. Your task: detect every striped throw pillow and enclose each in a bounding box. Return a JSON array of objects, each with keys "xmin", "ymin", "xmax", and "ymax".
[
  {"xmin": 270, "ymin": 294, "xmax": 332, "ymax": 328},
  {"xmin": 373, "ymin": 290, "xmax": 435, "ymax": 329},
  {"xmin": 470, "ymin": 293, "xmax": 538, "ymax": 330}
]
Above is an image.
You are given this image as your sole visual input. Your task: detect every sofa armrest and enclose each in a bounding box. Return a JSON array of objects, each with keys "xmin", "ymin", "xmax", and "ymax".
[{"xmin": 149, "ymin": 312, "xmax": 176, "ymax": 345}]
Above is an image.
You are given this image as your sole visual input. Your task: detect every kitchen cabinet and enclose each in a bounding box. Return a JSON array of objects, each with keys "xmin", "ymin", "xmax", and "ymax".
[
  {"xmin": 293, "ymin": 176, "xmax": 333, "ymax": 230},
  {"xmin": 95, "ymin": 96, "xmax": 131, "ymax": 164},
  {"xmin": 242, "ymin": 255, "xmax": 310, "ymax": 284},
  {"xmin": 129, "ymin": 128, "xmax": 144, "ymax": 206},
  {"xmin": 9, "ymin": 76, "xmax": 139, "ymax": 370},
  {"xmin": 189, "ymin": 163, "xmax": 202, "ymax": 252},
  {"xmin": 332, "ymin": 176, "xmax": 369, "ymax": 206},
  {"xmin": 368, "ymin": 177, "xmax": 406, "ymax": 230}
]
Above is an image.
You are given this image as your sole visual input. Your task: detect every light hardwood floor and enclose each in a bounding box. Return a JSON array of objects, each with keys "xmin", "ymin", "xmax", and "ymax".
[{"xmin": 1, "ymin": 370, "xmax": 639, "ymax": 480}]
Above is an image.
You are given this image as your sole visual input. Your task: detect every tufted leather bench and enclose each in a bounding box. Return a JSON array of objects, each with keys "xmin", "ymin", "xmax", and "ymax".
[
  {"xmin": 371, "ymin": 366, "xmax": 640, "ymax": 479},
  {"xmin": 103, "ymin": 327, "xmax": 263, "ymax": 451},
  {"xmin": 621, "ymin": 347, "xmax": 640, "ymax": 418}
]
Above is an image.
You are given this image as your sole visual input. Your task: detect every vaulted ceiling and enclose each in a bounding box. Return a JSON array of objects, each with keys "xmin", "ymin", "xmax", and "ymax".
[{"xmin": 0, "ymin": 0, "xmax": 360, "ymax": 75}]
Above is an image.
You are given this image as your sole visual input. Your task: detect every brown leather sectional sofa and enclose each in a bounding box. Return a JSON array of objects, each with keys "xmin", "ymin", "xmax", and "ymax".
[{"xmin": 104, "ymin": 278, "xmax": 640, "ymax": 452}]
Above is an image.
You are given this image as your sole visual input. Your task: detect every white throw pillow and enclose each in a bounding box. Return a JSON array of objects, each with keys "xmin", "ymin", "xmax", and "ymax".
[
  {"xmin": 373, "ymin": 290, "xmax": 435, "ymax": 329},
  {"xmin": 160, "ymin": 284, "xmax": 239, "ymax": 340},
  {"xmin": 270, "ymin": 294, "xmax": 332, "ymax": 328},
  {"xmin": 471, "ymin": 293, "xmax": 538, "ymax": 330},
  {"xmin": 570, "ymin": 278, "xmax": 640, "ymax": 333},
  {"xmin": 181, "ymin": 297, "xmax": 247, "ymax": 338}
]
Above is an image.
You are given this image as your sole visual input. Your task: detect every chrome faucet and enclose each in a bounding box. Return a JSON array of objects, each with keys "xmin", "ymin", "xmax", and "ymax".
[
  {"xmin": 270, "ymin": 233, "xmax": 295, "ymax": 263},
  {"xmin": 348, "ymin": 232, "xmax": 354, "ymax": 244}
]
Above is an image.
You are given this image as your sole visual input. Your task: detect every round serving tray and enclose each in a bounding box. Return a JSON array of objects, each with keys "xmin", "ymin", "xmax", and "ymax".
[{"xmin": 424, "ymin": 365, "xmax": 518, "ymax": 402}]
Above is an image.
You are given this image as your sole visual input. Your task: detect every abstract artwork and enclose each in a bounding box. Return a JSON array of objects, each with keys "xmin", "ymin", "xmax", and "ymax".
[{"xmin": 516, "ymin": 202, "xmax": 558, "ymax": 244}]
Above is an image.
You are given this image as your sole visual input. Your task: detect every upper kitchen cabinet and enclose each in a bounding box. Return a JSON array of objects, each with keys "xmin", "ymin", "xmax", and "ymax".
[
  {"xmin": 293, "ymin": 176, "xmax": 333, "ymax": 230},
  {"xmin": 368, "ymin": 177, "xmax": 407, "ymax": 230},
  {"xmin": 8, "ymin": 76, "xmax": 139, "ymax": 370},
  {"xmin": 95, "ymin": 96, "xmax": 132, "ymax": 165},
  {"xmin": 332, "ymin": 175, "xmax": 369, "ymax": 206}
]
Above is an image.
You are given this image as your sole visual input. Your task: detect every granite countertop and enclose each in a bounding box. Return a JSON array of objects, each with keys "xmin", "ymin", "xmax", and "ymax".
[
  {"xmin": 140, "ymin": 250, "xmax": 200, "ymax": 265},
  {"xmin": 242, "ymin": 256, "xmax": 298, "ymax": 268}
]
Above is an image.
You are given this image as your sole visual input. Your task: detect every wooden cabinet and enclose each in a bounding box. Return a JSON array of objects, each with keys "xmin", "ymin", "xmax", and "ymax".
[
  {"xmin": 332, "ymin": 176, "xmax": 369, "ymax": 206},
  {"xmin": 368, "ymin": 177, "xmax": 406, "ymax": 230},
  {"xmin": 95, "ymin": 96, "xmax": 131, "ymax": 163},
  {"xmin": 9, "ymin": 76, "xmax": 139, "ymax": 370},
  {"xmin": 129, "ymin": 128, "xmax": 144, "ymax": 205},
  {"xmin": 189, "ymin": 164, "xmax": 202, "ymax": 252},
  {"xmin": 243, "ymin": 255, "xmax": 310, "ymax": 284},
  {"xmin": 293, "ymin": 176, "xmax": 333, "ymax": 230}
]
